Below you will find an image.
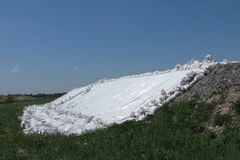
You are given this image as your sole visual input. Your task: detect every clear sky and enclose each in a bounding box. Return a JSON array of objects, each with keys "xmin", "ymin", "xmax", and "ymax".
[{"xmin": 0, "ymin": 0, "xmax": 239, "ymax": 94}]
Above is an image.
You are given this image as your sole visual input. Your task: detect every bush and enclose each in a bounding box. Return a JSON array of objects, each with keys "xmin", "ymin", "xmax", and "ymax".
[{"xmin": 214, "ymin": 114, "xmax": 232, "ymax": 126}]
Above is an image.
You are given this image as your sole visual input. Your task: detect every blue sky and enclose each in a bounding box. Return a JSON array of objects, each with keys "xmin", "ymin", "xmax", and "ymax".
[{"xmin": 0, "ymin": 0, "xmax": 240, "ymax": 94}]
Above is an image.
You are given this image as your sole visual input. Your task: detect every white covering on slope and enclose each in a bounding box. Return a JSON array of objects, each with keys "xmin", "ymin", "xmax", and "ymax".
[{"xmin": 21, "ymin": 56, "xmax": 219, "ymax": 135}]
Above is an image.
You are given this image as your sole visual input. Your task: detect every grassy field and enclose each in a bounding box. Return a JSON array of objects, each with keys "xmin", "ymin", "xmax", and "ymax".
[{"xmin": 1, "ymin": 96, "xmax": 240, "ymax": 159}]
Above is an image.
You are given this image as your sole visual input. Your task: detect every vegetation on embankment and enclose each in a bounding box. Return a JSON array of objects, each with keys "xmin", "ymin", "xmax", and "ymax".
[
  {"xmin": 0, "ymin": 93, "xmax": 65, "ymax": 104},
  {"xmin": 1, "ymin": 96, "xmax": 240, "ymax": 160}
]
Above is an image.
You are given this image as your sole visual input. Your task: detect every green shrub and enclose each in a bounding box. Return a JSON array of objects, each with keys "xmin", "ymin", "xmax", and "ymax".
[
  {"xmin": 214, "ymin": 114, "xmax": 232, "ymax": 126},
  {"xmin": 160, "ymin": 100, "xmax": 213, "ymax": 132}
]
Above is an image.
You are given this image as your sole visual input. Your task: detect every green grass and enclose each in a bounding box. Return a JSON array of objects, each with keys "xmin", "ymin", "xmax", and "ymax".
[
  {"xmin": 214, "ymin": 114, "xmax": 232, "ymax": 126},
  {"xmin": 1, "ymin": 97, "xmax": 240, "ymax": 159}
]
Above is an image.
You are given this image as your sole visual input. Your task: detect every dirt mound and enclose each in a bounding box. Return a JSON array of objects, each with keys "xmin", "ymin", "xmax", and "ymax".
[
  {"xmin": 176, "ymin": 62, "xmax": 240, "ymax": 105},
  {"xmin": 176, "ymin": 62, "xmax": 240, "ymax": 134},
  {"xmin": 0, "ymin": 96, "xmax": 36, "ymax": 103}
]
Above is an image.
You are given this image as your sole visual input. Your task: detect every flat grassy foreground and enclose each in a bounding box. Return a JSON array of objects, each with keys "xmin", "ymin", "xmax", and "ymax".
[{"xmin": 1, "ymin": 97, "xmax": 240, "ymax": 160}]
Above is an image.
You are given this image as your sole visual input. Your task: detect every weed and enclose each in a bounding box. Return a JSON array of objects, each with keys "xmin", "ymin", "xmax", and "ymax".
[{"xmin": 214, "ymin": 114, "xmax": 232, "ymax": 126}]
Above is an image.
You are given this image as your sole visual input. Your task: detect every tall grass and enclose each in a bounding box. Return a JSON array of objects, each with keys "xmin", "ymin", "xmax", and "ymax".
[{"xmin": 1, "ymin": 97, "xmax": 240, "ymax": 159}]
